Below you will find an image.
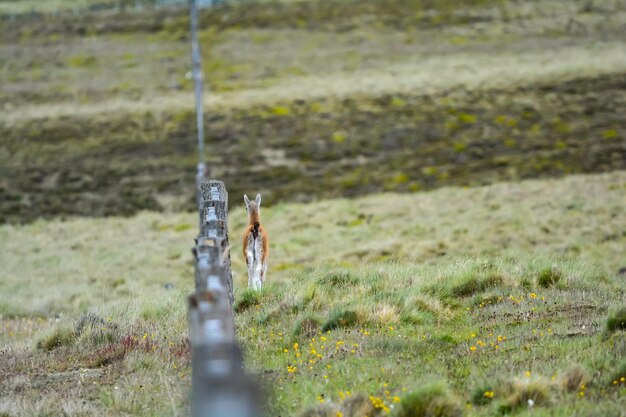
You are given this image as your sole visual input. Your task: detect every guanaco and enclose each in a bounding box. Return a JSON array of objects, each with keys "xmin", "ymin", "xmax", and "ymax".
[{"xmin": 243, "ymin": 194, "xmax": 269, "ymax": 290}]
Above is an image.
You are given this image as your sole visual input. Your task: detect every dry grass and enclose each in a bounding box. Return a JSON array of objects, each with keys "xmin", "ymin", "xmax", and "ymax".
[{"xmin": 3, "ymin": 39, "xmax": 625, "ymax": 125}]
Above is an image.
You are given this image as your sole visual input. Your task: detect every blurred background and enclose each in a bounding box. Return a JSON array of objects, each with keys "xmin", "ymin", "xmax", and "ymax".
[{"xmin": 1, "ymin": 0, "xmax": 624, "ymax": 224}]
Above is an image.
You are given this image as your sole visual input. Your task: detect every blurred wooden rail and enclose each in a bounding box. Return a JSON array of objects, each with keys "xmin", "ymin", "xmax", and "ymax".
[{"xmin": 189, "ymin": 180, "xmax": 260, "ymax": 417}]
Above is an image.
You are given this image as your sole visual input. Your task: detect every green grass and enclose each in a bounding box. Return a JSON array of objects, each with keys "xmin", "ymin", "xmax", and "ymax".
[
  {"xmin": 321, "ymin": 309, "xmax": 358, "ymax": 332},
  {"xmin": 537, "ymin": 268, "xmax": 561, "ymax": 288},
  {"xmin": 235, "ymin": 288, "xmax": 263, "ymax": 312},
  {"xmin": 396, "ymin": 382, "xmax": 461, "ymax": 417},
  {"xmin": 2, "ymin": 171, "xmax": 626, "ymax": 415},
  {"xmin": 606, "ymin": 307, "xmax": 626, "ymax": 334}
]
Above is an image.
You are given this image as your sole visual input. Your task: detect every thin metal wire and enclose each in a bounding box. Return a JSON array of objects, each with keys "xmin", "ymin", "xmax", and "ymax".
[{"xmin": 189, "ymin": 0, "xmax": 206, "ymax": 182}]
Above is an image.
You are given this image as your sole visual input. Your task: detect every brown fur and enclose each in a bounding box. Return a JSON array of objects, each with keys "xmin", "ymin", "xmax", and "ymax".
[
  {"xmin": 242, "ymin": 194, "xmax": 269, "ymax": 288},
  {"xmin": 242, "ymin": 221, "xmax": 269, "ymax": 265}
]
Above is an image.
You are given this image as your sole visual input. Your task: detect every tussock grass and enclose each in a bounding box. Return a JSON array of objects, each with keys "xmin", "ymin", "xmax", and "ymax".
[
  {"xmin": 407, "ymin": 294, "xmax": 451, "ymax": 319},
  {"xmin": 424, "ymin": 261, "xmax": 510, "ymax": 299},
  {"xmin": 75, "ymin": 313, "xmax": 120, "ymax": 346},
  {"xmin": 369, "ymin": 304, "xmax": 399, "ymax": 325},
  {"xmin": 36, "ymin": 326, "xmax": 75, "ymax": 351},
  {"xmin": 497, "ymin": 378, "xmax": 552, "ymax": 414},
  {"xmin": 399, "ymin": 309, "xmax": 434, "ymax": 325},
  {"xmin": 321, "ymin": 309, "xmax": 359, "ymax": 332},
  {"xmin": 396, "ymin": 382, "xmax": 462, "ymax": 417},
  {"xmin": 340, "ymin": 394, "xmax": 381, "ymax": 417},
  {"xmin": 450, "ymin": 273, "xmax": 504, "ymax": 298},
  {"xmin": 538, "ymin": 267, "xmax": 562, "ymax": 288},
  {"xmin": 609, "ymin": 360, "xmax": 626, "ymax": 387},
  {"xmin": 471, "ymin": 292, "xmax": 503, "ymax": 308},
  {"xmin": 606, "ymin": 332, "xmax": 626, "ymax": 358},
  {"xmin": 292, "ymin": 315, "xmax": 321, "ymax": 338},
  {"xmin": 560, "ymin": 365, "xmax": 588, "ymax": 393},
  {"xmin": 298, "ymin": 402, "xmax": 341, "ymax": 417},
  {"xmin": 296, "ymin": 282, "xmax": 324, "ymax": 311},
  {"xmin": 471, "ymin": 382, "xmax": 497, "ymax": 406},
  {"xmin": 235, "ymin": 289, "xmax": 262, "ymax": 313},
  {"xmin": 259, "ymin": 294, "xmax": 300, "ymax": 324},
  {"xmin": 606, "ymin": 307, "xmax": 626, "ymax": 334},
  {"xmin": 317, "ymin": 269, "xmax": 359, "ymax": 288}
]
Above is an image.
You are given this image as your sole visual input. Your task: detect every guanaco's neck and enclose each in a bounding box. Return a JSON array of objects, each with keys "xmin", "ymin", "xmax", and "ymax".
[{"xmin": 248, "ymin": 208, "xmax": 260, "ymax": 225}]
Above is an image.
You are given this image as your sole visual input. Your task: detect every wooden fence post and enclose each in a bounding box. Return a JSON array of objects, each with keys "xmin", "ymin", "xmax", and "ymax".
[
  {"xmin": 197, "ymin": 180, "xmax": 233, "ymax": 307},
  {"xmin": 189, "ymin": 179, "xmax": 260, "ymax": 417}
]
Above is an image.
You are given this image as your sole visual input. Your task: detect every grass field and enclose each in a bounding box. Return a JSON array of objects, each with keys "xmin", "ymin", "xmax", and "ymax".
[
  {"xmin": 1, "ymin": 0, "xmax": 626, "ymax": 415},
  {"xmin": 1, "ymin": 172, "xmax": 626, "ymax": 416}
]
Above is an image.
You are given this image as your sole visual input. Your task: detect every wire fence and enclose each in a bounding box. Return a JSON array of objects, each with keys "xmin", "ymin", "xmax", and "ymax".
[{"xmin": 189, "ymin": 179, "xmax": 260, "ymax": 417}]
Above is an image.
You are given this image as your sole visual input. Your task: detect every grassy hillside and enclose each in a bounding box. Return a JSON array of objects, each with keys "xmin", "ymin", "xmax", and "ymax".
[
  {"xmin": 1, "ymin": 0, "xmax": 625, "ymax": 223},
  {"xmin": 1, "ymin": 171, "xmax": 626, "ymax": 416}
]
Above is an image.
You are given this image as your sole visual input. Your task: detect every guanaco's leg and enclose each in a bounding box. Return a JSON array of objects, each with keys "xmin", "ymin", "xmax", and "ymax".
[
  {"xmin": 245, "ymin": 234, "xmax": 255, "ymax": 289},
  {"xmin": 252, "ymin": 237, "xmax": 263, "ymax": 290}
]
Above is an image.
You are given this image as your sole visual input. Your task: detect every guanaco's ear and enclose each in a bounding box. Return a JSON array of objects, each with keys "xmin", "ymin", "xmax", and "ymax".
[
  {"xmin": 244, "ymin": 194, "xmax": 250, "ymax": 206},
  {"xmin": 255, "ymin": 194, "xmax": 261, "ymax": 206}
]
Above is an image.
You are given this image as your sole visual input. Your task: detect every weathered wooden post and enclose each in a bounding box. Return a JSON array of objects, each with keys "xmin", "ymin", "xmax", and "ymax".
[
  {"xmin": 189, "ymin": 289, "xmax": 257, "ymax": 417},
  {"xmin": 187, "ymin": 2, "xmax": 258, "ymax": 413},
  {"xmin": 189, "ymin": 179, "xmax": 260, "ymax": 417},
  {"xmin": 198, "ymin": 180, "xmax": 233, "ymax": 306},
  {"xmin": 193, "ymin": 236, "xmax": 227, "ymax": 291}
]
